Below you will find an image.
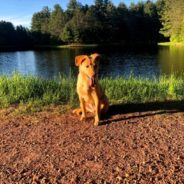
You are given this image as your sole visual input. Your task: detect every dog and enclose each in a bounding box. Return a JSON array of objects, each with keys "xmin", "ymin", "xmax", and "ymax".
[{"xmin": 73, "ymin": 53, "xmax": 109, "ymax": 126}]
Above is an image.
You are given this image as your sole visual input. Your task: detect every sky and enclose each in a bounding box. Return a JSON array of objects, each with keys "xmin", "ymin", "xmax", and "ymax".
[{"xmin": 0, "ymin": 0, "xmax": 153, "ymax": 28}]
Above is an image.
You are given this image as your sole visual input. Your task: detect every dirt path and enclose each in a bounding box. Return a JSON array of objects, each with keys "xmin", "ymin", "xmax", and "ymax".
[{"xmin": 0, "ymin": 105, "xmax": 184, "ymax": 184}]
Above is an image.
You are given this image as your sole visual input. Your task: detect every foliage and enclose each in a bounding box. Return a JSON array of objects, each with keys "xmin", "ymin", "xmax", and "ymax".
[
  {"xmin": 0, "ymin": 21, "xmax": 16, "ymax": 45},
  {"xmin": 0, "ymin": 0, "xmax": 166, "ymax": 46},
  {"xmin": 49, "ymin": 4, "xmax": 66, "ymax": 41},
  {"xmin": 158, "ymin": 0, "xmax": 184, "ymax": 42},
  {"xmin": 31, "ymin": 6, "xmax": 50, "ymax": 33},
  {"xmin": 2, "ymin": 0, "xmax": 184, "ymax": 45},
  {"xmin": 0, "ymin": 21, "xmax": 32, "ymax": 46},
  {"xmin": 30, "ymin": 0, "xmax": 164, "ymax": 44}
]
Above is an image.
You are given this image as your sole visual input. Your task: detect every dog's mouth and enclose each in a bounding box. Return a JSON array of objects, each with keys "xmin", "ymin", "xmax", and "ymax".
[{"xmin": 88, "ymin": 76, "xmax": 96, "ymax": 87}]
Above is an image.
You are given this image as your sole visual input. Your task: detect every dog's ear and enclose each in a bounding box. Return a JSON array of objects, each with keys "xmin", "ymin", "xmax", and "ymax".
[
  {"xmin": 75, "ymin": 55, "xmax": 87, "ymax": 66},
  {"xmin": 90, "ymin": 53, "xmax": 101, "ymax": 63}
]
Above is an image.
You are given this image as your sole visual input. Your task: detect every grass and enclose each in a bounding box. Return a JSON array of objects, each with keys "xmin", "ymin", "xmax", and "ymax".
[
  {"xmin": 34, "ymin": 44, "xmax": 99, "ymax": 49},
  {"xmin": 0, "ymin": 73, "xmax": 184, "ymax": 113},
  {"xmin": 158, "ymin": 42, "xmax": 184, "ymax": 47}
]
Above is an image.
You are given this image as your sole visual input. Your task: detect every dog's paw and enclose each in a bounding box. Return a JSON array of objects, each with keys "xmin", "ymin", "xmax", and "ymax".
[
  {"xmin": 94, "ymin": 121, "xmax": 99, "ymax": 126},
  {"xmin": 72, "ymin": 108, "xmax": 82, "ymax": 116},
  {"xmin": 94, "ymin": 117, "xmax": 100, "ymax": 126},
  {"xmin": 94, "ymin": 120, "xmax": 100, "ymax": 126},
  {"xmin": 80, "ymin": 115, "xmax": 86, "ymax": 121}
]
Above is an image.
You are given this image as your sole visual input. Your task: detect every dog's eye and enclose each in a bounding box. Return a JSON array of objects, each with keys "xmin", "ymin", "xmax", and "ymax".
[{"xmin": 86, "ymin": 65, "xmax": 89, "ymax": 68}]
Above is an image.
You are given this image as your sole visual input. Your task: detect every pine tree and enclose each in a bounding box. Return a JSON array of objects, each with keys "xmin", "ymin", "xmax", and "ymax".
[
  {"xmin": 31, "ymin": 6, "xmax": 50, "ymax": 33},
  {"xmin": 49, "ymin": 4, "xmax": 65, "ymax": 39},
  {"xmin": 159, "ymin": 0, "xmax": 184, "ymax": 42}
]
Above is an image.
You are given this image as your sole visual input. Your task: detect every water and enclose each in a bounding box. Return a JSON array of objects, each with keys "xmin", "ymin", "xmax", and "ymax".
[{"xmin": 0, "ymin": 46, "xmax": 184, "ymax": 79}]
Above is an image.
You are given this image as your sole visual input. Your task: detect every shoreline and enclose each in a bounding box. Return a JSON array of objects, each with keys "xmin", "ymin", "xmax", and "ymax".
[
  {"xmin": 158, "ymin": 42, "xmax": 184, "ymax": 47},
  {"xmin": 0, "ymin": 42, "xmax": 159, "ymax": 51}
]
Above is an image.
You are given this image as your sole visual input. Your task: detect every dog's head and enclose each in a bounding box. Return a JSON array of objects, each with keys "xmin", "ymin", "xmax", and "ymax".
[{"xmin": 75, "ymin": 53, "xmax": 101, "ymax": 87}]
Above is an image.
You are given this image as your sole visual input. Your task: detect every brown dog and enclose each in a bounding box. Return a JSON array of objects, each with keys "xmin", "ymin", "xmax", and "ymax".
[{"xmin": 73, "ymin": 53, "xmax": 109, "ymax": 126}]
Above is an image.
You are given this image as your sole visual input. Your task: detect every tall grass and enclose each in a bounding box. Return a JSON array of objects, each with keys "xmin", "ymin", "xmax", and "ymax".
[
  {"xmin": 100, "ymin": 75, "xmax": 184, "ymax": 104},
  {"xmin": 0, "ymin": 73, "xmax": 184, "ymax": 109},
  {"xmin": 0, "ymin": 73, "xmax": 77, "ymax": 108}
]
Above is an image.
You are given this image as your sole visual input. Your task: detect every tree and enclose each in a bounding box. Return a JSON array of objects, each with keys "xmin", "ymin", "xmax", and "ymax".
[
  {"xmin": 67, "ymin": 0, "xmax": 82, "ymax": 18},
  {"xmin": 67, "ymin": 0, "xmax": 79, "ymax": 11},
  {"xmin": 144, "ymin": 0, "xmax": 157, "ymax": 17},
  {"xmin": 28, "ymin": 0, "xmax": 163, "ymax": 44},
  {"xmin": 94, "ymin": 0, "xmax": 106, "ymax": 21},
  {"xmin": 62, "ymin": 8, "xmax": 85, "ymax": 43},
  {"xmin": 61, "ymin": 23, "xmax": 73, "ymax": 43},
  {"xmin": 79, "ymin": 6, "xmax": 102, "ymax": 43},
  {"xmin": 103, "ymin": 1, "xmax": 118, "ymax": 42},
  {"xmin": 49, "ymin": 4, "xmax": 65, "ymax": 40},
  {"xmin": 116, "ymin": 3, "xmax": 129, "ymax": 42},
  {"xmin": 0, "ymin": 21, "xmax": 16, "ymax": 45},
  {"xmin": 31, "ymin": 6, "xmax": 50, "ymax": 33},
  {"xmin": 16, "ymin": 26, "xmax": 31, "ymax": 46},
  {"xmin": 95, "ymin": 0, "xmax": 104, "ymax": 8},
  {"xmin": 159, "ymin": 0, "xmax": 184, "ymax": 42}
]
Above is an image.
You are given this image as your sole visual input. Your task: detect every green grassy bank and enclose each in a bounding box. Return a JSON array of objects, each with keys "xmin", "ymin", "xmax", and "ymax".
[
  {"xmin": 158, "ymin": 42, "xmax": 184, "ymax": 47},
  {"xmin": 34, "ymin": 44, "xmax": 99, "ymax": 49},
  {"xmin": 0, "ymin": 74, "xmax": 184, "ymax": 112}
]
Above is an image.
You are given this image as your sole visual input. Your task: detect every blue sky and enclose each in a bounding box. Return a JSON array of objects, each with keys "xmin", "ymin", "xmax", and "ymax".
[{"xmin": 0, "ymin": 0, "xmax": 153, "ymax": 27}]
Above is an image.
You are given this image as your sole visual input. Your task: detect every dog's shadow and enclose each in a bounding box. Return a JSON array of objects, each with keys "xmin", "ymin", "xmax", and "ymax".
[{"xmin": 100, "ymin": 100, "xmax": 184, "ymax": 125}]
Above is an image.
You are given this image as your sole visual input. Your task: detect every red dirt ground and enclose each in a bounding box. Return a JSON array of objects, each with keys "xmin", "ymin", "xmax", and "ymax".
[{"xmin": 0, "ymin": 104, "xmax": 183, "ymax": 184}]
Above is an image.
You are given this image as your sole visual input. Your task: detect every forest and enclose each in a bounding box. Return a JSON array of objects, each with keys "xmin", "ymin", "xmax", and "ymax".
[{"xmin": 0, "ymin": 0, "xmax": 183, "ymax": 47}]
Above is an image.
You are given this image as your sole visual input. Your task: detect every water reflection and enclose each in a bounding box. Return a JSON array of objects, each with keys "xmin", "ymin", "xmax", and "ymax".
[
  {"xmin": 0, "ymin": 52, "xmax": 18, "ymax": 74},
  {"xmin": 158, "ymin": 46, "xmax": 184, "ymax": 76},
  {"xmin": 16, "ymin": 51, "xmax": 37, "ymax": 75},
  {"xmin": 0, "ymin": 46, "xmax": 184, "ymax": 78}
]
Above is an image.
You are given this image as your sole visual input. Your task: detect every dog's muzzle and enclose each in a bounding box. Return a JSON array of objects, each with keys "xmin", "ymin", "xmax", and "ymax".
[{"xmin": 88, "ymin": 76, "xmax": 96, "ymax": 87}]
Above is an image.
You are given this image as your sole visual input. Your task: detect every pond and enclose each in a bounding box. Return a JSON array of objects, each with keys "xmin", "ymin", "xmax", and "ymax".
[{"xmin": 0, "ymin": 45, "xmax": 184, "ymax": 79}]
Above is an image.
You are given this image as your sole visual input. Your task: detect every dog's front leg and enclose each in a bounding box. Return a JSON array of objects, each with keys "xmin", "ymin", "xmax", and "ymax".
[
  {"xmin": 93, "ymin": 94, "xmax": 100, "ymax": 126},
  {"xmin": 79, "ymin": 97, "xmax": 86, "ymax": 121}
]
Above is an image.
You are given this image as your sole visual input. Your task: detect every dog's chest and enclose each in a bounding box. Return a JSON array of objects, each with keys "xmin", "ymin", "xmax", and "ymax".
[{"xmin": 78, "ymin": 85, "xmax": 96, "ymax": 103}]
